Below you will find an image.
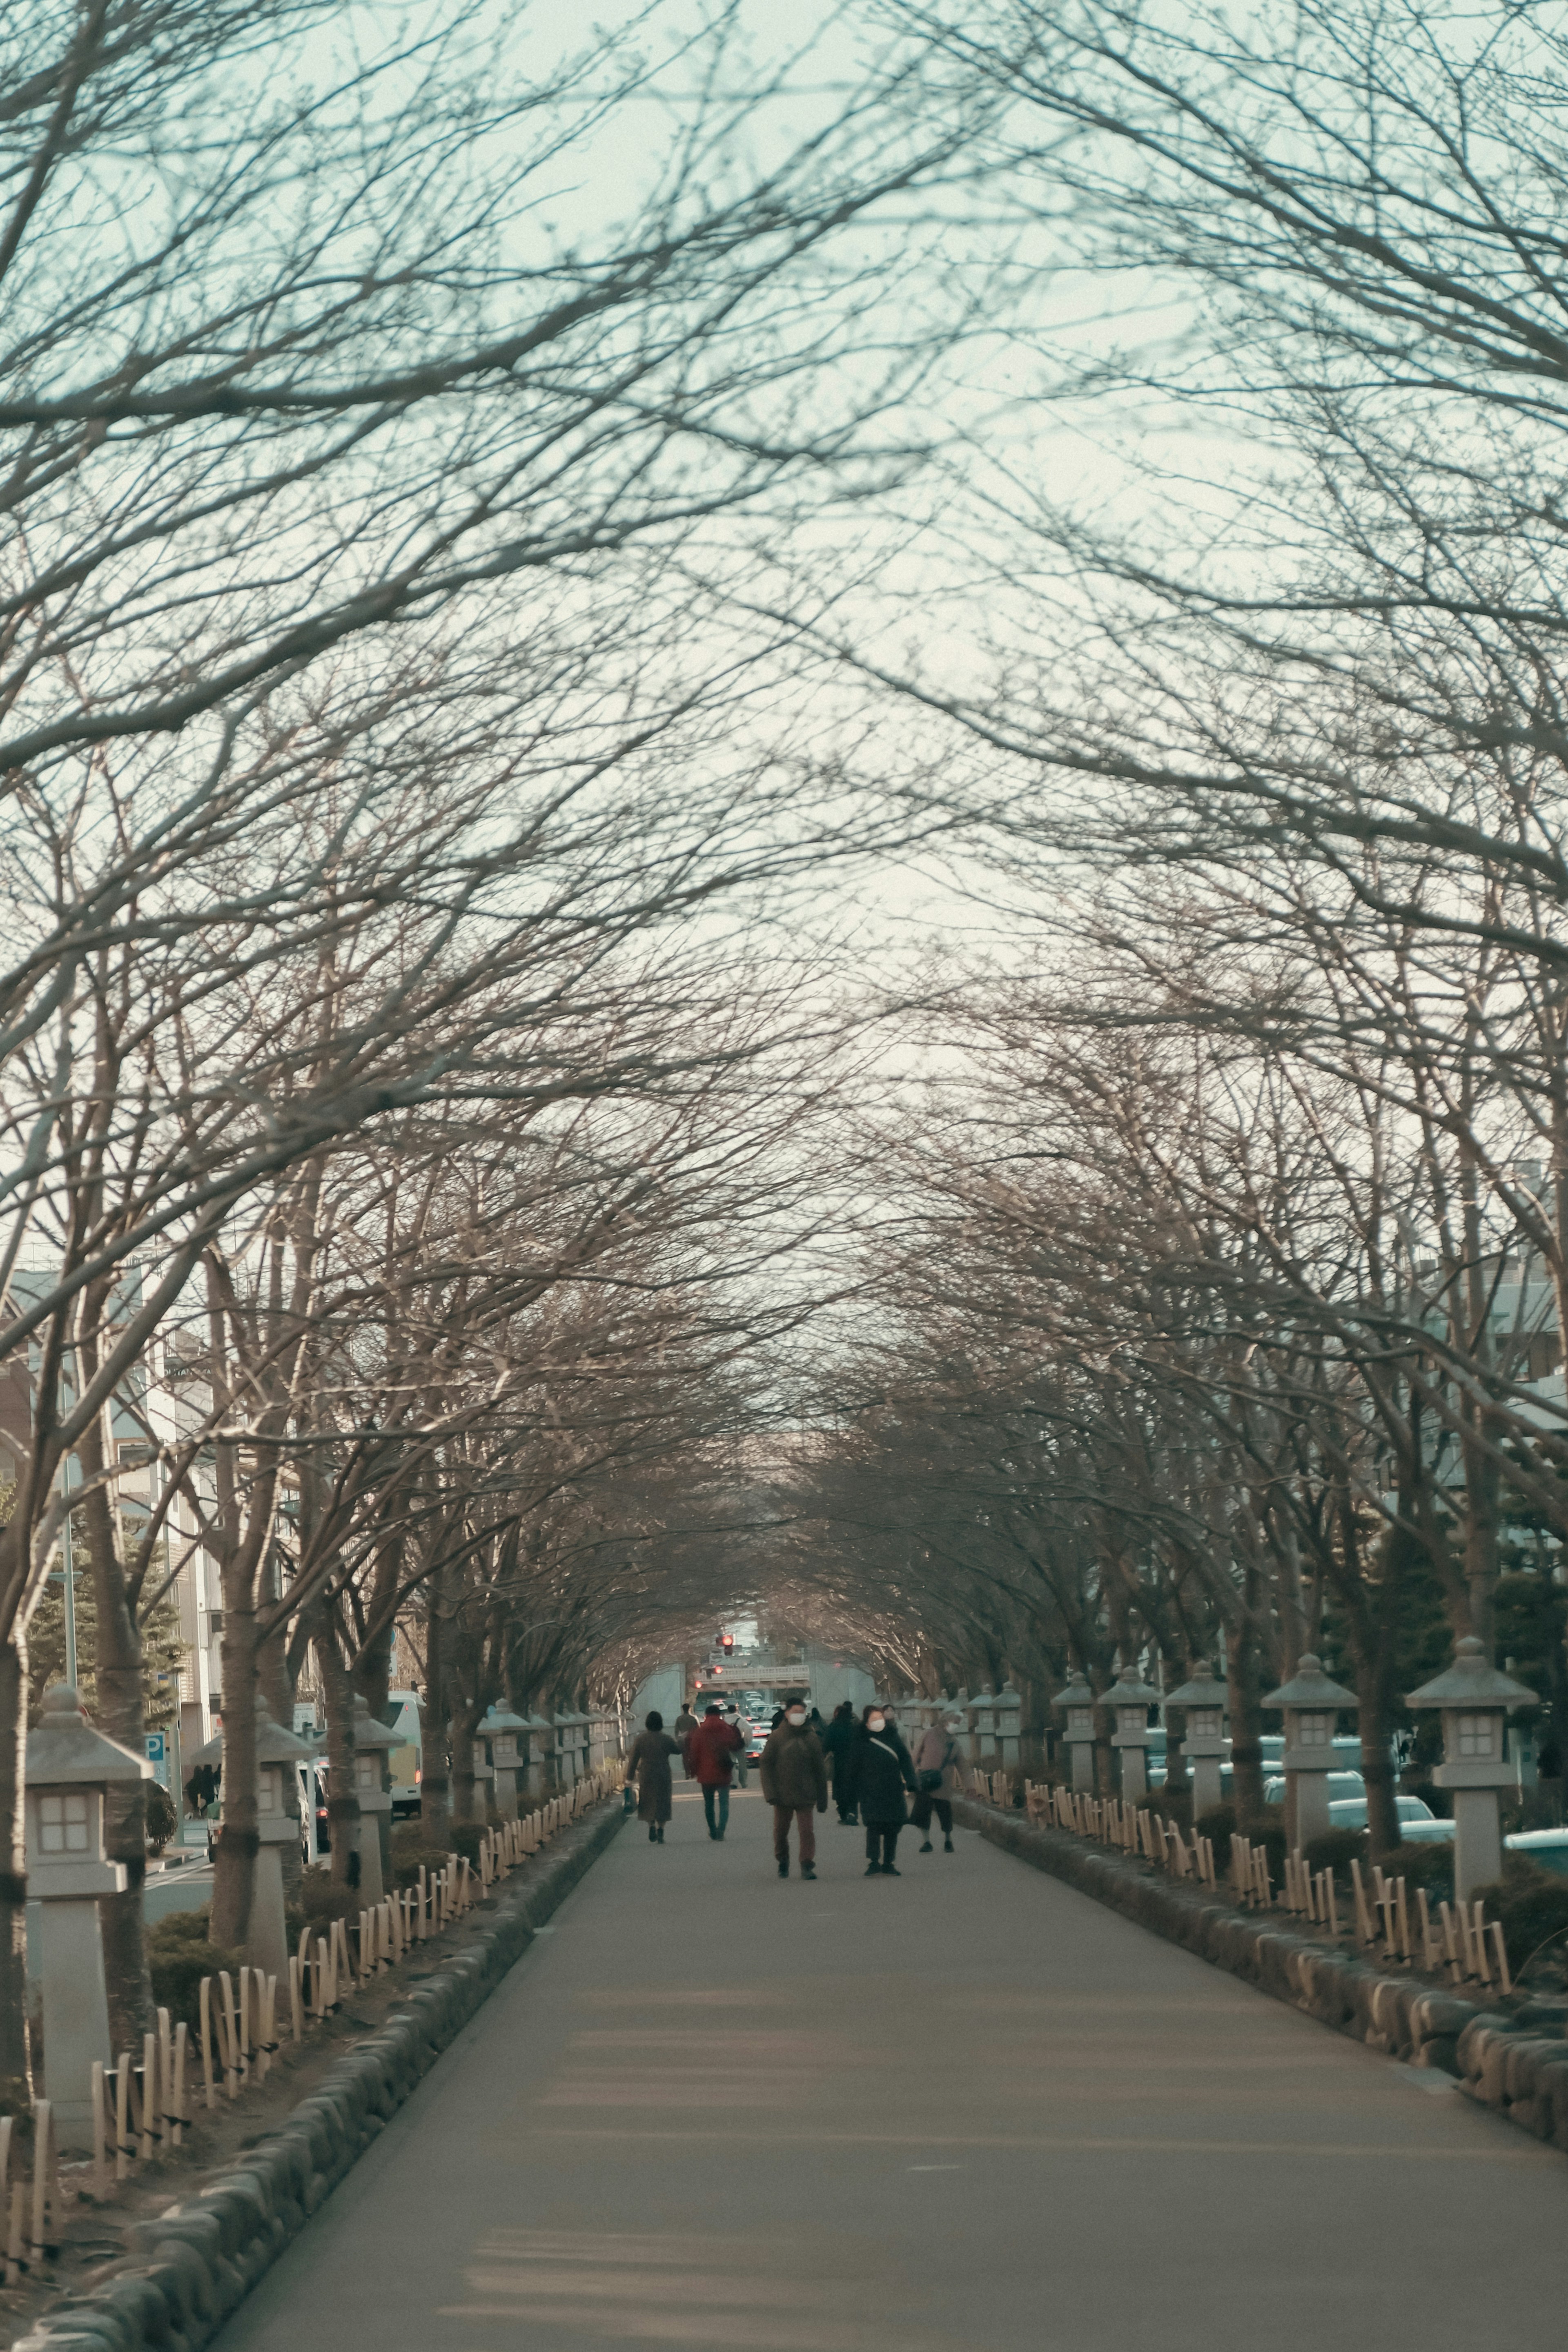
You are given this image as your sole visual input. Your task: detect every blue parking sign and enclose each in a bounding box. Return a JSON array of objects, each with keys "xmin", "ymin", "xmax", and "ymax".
[{"xmin": 145, "ymin": 1731, "xmax": 169, "ymax": 1788}]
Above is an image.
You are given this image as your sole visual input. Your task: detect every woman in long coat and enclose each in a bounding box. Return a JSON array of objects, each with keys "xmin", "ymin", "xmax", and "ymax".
[
  {"xmin": 841, "ymin": 1705, "xmax": 918, "ymax": 1876},
  {"xmin": 626, "ymin": 1711, "xmax": 679, "ymax": 1843}
]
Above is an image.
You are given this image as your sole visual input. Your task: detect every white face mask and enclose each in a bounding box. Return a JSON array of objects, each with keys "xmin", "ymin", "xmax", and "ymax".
[
  {"xmin": 868, "ymin": 1715, "xmax": 886, "ymax": 1733},
  {"xmin": 787, "ymin": 1710, "xmax": 806, "ymax": 1727}
]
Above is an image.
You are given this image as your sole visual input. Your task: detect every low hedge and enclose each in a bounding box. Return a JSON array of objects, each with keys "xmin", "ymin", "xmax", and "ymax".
[{"xmin": 147, "ymin": 1907, "xmax": 247, "ymax": 2033}]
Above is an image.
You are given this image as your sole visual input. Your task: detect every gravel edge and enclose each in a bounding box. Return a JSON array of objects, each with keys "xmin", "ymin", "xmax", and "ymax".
[
  {"xmin": 956, "ymin": 1797, "xmax": 1568, "ymax": 2158},
  {"xmin": 13, "ymin": 1800, "xmax": 628, "ymax": 2352}
]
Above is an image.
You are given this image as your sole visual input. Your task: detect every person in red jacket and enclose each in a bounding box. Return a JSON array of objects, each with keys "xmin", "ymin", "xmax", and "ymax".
[{"xmin": 685, "ymin": 1701, "xmax": 743, "ymax": 1839}]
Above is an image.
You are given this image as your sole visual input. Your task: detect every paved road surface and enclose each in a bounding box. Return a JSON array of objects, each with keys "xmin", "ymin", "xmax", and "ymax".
[
  {"xmin": 26, "ymin": 1858, "xmax": 214, "ymax": 1977},
  {"xmin": 213, "ymin": 1786, "xmax": 1564, "ymax": 2352}
]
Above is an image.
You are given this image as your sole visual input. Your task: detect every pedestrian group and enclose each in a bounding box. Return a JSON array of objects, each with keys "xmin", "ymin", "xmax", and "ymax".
[{"xmin": 621, "ymin": 1696, "xmax": 971, "ymax": 1877}]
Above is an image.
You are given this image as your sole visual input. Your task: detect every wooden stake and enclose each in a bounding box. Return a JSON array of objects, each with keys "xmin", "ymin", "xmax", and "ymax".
[
  {"xmin": 1491, "ymin": 1920, "xmax": 1512, "ymax": 1995},
  {"xmin": 218, "ymin": 1972, "xmax": 240, "ymax": 2096},
  {"xmin": 29, "ymin": 2100, "xmax": 55, "ymax": 2273},
  {"xmin": 172, "ymin": 2023, "xmax": 188, "ymax": 2148}
]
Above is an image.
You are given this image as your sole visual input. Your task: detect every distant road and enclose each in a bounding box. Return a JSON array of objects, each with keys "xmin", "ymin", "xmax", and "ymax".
[{"xmin": 27, "ymin": 1856, "xmax": 215, "ymax": 1977}]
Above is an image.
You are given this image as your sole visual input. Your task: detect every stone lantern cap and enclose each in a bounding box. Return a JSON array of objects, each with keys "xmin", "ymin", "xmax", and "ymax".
[
  {"xmin": 26, "ymin": 1684, "xmax": 151, "ymax": 1786},
  {"xmin": 1261, "ymin": 1654, "xmax": 1358, "ymax": 1712},
  {"xmin": 1106, "ymin": 1663, "xmax": 1162, "ymax": 1709},
  {"xmin": 479, "ymin": 1702, "xmax": 528, "ymax": 1738},
  {"xmin": 350, "ymin": 1697, "xmax": 405, "ymax": 1752},
  {"xmin": 1407, "ymin": 1637, "xmax": 1537, "ymax": 1712},
  {"xmin": 1051, "ymin": 1669, "xmax": 1095, "ymax": 1713},
  {"xmin": 1164, "ymin": 1663, "xmax": 1229, "ymax": 1712},
  {"xmin": 994, "ymin": 1683, "xmax": 1022, "ymax": 1712},
  {"xmin": 190, "ymin": 1714, "xmax": 314, "ymax": 1769}
]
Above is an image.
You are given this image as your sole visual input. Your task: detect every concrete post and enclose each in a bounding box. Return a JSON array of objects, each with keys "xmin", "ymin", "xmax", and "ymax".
[
  {"xmin": 1053, "ymin": 1671, "xmax": 1098, "ymax": 1793},
  {"xmin": 24, "ymin": 1684, "xmax": 150, "ymax": 2145},
  {"xmin": 1409, "ymin": 1638, "xmax": 1537, "ymax": 1904},
  {"xmin": 1262, "ymin": 1655, "xmax": 1359, "ymax": 1850},
  {"xmin": 973, "ymin": 1686, "xmax": 998, "ymax": 1762},
  {"xmin": 480, "ymin": 1704, "xmax": 527, "ymax": 1821},
  {"xmin": 996, "ymin": 1683, "xmax": 1022, "ymax": 1769},
  {"xmin": 1164, "ymin": 1663, "xmax": 1232, "ymax": 1817},
  {"xmin": 1106, "ymin": 1664, "xmax": 1161, "ymax": 1804},
  {"xmin": 524, "ymin": 1713, "xmax": 551, "ymax": 1800}
]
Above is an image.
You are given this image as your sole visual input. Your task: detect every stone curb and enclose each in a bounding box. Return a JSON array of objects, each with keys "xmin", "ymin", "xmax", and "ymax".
[
  {"xmin": 13, "ymin": 1801, "xmax": 628, "ymax": 2352},
  {"xmin": 956, "ymin": 1797, "xmax": 1568, "ymax": 2159}
]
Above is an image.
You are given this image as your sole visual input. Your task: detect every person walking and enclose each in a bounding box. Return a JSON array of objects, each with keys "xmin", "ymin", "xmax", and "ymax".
[
  {"xmin": 724, "ymin": 1703, "xmax": 750, "ymax": 1788},
  {"xmin": 820, "ymin": 1700, "xmax": 859, "ymax": 1825},
  {"xmin": 686, "ymin": 1701, "xmax": 743, "ymax": 1839},
  {"xmin": 911, "ymin": 1713, "xmax": 965, "ymax": 1853},
  {"xmin": 759, "ymin": 1700, "xmax": 826, "ymax": 1879},
  {"xmin": 626, "ymin": 1712, "xmax": 679, "ymax": 1842},
  {"xmin": 673, "ymin": 1698, "xmax": 699, "ymax": 1776},
  {"xmin": 842, "ymin": 1704, "xmax": 918, "ymax": 1875}
]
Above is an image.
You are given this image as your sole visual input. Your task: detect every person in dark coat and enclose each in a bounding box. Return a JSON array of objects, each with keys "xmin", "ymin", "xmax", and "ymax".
[
  {"xmin": 626, "ymin": 1712, "xmax": 679, "ymax": 1841},
  {"xmin": 685, "ymin": 1701, "xmax": 743, "ymax": 1839},
  {"xmin": 673, "ymin": 1701, "xmax": 699, "ymax": 1776},
  {"xmin": 820, "ymin": 1701, "xmax": 859, "ymax": 1824},
  {"xmin": 759, "ymin": 1703, "xmax": 827, "ymax": 1879},
  {"xmin": 842, "ymin": 1705, "xmax": 918, "ymax": 1875}
]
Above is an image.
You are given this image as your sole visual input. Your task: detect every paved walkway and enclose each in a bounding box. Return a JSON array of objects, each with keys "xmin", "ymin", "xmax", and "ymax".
[{"xmin": 214, "ymin": 1786, "xmax": 1564, "ymax": 2352}]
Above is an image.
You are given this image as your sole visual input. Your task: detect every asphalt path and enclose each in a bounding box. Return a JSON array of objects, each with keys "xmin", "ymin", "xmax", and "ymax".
[{"xmin": 211, "ymin": 1784, "xmax": 1564, "ymax": 2352}]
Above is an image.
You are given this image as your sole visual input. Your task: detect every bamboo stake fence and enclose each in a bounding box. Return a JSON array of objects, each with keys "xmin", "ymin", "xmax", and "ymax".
[
  {"xmin": 82, "ymin": 1764, "xmax": 620, "ymax": 2202},
  {"xmin": 1005, "ymin": 1775, "xmax": 1509, "ymax": 1989}
]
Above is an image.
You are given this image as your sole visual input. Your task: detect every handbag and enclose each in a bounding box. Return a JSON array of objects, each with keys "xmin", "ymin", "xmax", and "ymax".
[{"xmin": 918, "ymin": 1768, "xmax": 944, "ymax": 1793}]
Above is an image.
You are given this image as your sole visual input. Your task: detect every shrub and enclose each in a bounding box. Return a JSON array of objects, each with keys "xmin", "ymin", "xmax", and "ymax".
[
  {"xmin": 1372, "ymin": 1842, "xmax": 1453, "ymax": 1896},
  {"xmin": 1470, "ymin": 1864, "xmax": 1568, "ymax": 1975},
  {"xmin": 144, "ymin": 1783, "xmax": 177, "ymax": 1853},
  {"xmin": 290, "ymin": 1865, "xmax": 360, "ymax": 1928},
  {"xmin": 147, "ymin": 1906, "xmax": 246, "ymax": 2033},
  {"xmin": 1302, "ymin": 1827, "xmax": 1366, "ymax": 1879},
  {"xmin": 389, "ymin": 1827, "xmax": 452, "ymax": 1890},
  {"xmin": 1195, "ymin": 1804, "xmax": 1236, "ymax": 1868},
  {"xmin": 447, "ymin": 1821, "xmax": 487, "ymax": 1867},
  {"xmin": 1239, "ymin": 1810, "xmax": 1287, "ymax": 1881}
]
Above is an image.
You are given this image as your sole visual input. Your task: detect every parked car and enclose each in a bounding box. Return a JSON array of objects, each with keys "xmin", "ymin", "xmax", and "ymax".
[
  {"xmin": 1327, "ymin": 1793, "xmax": 1452, "ymax": 1838},
  {"xmin": 1265, "ymin": 1771, "xmax": 1367, "ymax": 1807},
  {"xmin": 1506, "ymin": 1828, "xmax": 1568, "ymax": 1879}
]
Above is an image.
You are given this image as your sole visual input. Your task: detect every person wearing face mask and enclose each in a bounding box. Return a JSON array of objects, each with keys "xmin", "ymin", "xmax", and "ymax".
[
  {"xmin": 842, "ymin": 1703, "xmax": 918, "ymax": 1875},
  {"xmin": 911, "ymin": 1714, "xmax": 966, "ymax": 1853},
  {"xmin": 758, "ymin": 1698, "xmax": 827, "ymax": 1879}
]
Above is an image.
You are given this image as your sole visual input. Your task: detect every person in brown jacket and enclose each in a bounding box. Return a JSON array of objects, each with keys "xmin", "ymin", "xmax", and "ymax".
[{"xmin": 759, "ymin": 1701, "xmax": 827, "ymax": 1879}]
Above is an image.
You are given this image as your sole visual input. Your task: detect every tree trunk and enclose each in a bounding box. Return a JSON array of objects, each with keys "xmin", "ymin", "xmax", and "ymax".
[
  {"xmin": 419, "ymin": 1571, "xmax": 452, "ymax": 1843},
  {"xmin": 77, "ymin": 1445, "xmax": 154, "ymax": 2053},
  {"xmin": 208, "ymin": 1590, "xmax": 258, "ymax": 1949},
  {"xmin": 316, "ymin": 1623, "xmax": 361, "ymax": 1891},
  {"xmin": 0, "ymin": 1628, "xmax": 33, "ymax": 2104},
  {"xmin": 1226, "ymin": 1613, "xmax": 1267, "ymax": 1824},
  {"xmin": 450, "ymin": 1694, "xmax": 482, "ymax": 1823}
]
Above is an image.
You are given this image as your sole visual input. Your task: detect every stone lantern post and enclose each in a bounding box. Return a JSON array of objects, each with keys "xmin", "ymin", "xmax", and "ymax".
[
  {"xmin": 352, "ymin": 1699, "xmax": 404, "ymax": 1904},
  {"xmin": 24, "ymin": 1684, "xmax": 150, "ymax": 2142},
  {"xmin": 995, "ymin": 1683, "xmax": 1022, "ymax": 1769},
  {"xmin": 1053, "ymin": 1669, "xmax": 1098, "ymax": 1793},
  {"xmin": 1408, "ymin": 1637, "xmax": 1536, "ymax": 1904},
  {"xmin": 552, "ymin": 1710, "xmax": 577, "ymax": 1788},
  {"xmin": 480, "ymin": 1702, "xmax": 527, "ymax": 1821},
  {"xmin": 950, "ymin": 1690, "xmax": 973, "ymax": 1765},
  {"xmin": 194, "ymin": 1712, "xmax": 313, "ymax": 1975},
  {"xmin": 971, "ymin": 1686, "xmax": 998, "ymax": 1762},
  {"xmin": 1105, "ymin": 1663, "xmax": 1162, "ymax": 1803},
  {"xmin": 1262, "ymin": 1654, "xmax": 1358, "ymax": 1848},
  {"xmin": 1163, "ymin": 1663, "xmax": 1231, "ymax": 1815},
  {"xmin": 523, "ymin": 1712, "xmax": 552, "ymax": 1801}
]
